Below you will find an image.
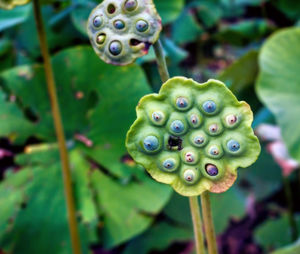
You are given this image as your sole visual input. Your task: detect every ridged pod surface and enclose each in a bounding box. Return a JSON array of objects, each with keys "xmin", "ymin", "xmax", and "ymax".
[
  {"xmin": 87, "ymin": 0, "xmax": 162, "ymax": 65},
  {"xmin": 126, "ymin": 77, "xmax": 261, "ymax": 196},
  {"xmin": 0, "ymin": 0, "xmax": 30, "ymax": 9}
]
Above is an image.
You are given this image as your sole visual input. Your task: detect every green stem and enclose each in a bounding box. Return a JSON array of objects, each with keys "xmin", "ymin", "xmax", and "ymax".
[
  {"xmin": 153, "ymin": 39, "xmax": 170, "ymax": 83},
  {"xmin": 153, "ymin": 39, "xmax": 206, "ymax": 254},
  {"xmin": 201, "ymin": 192, "xmax": 218, "ymax": 254},
  {"xmin": 189, "ymin": 196, "xmax": 206, "ymax": 254},
  {"xmin": 282, "ymin": 176, "xmax": 298, "ymax": 241},
  {"xmin": 32, "ymin": 1, "xmax": 82, "ymax": 253}
]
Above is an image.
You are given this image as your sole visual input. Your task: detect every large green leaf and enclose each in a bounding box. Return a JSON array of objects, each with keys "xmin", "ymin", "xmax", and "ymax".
[
  {"xmin": 91, "ymin": 170, "xmax": 172, "ymax": 248},
  {"xmin": 256, "ymin": 28, "xmax": 300, "ymax": 162},
  {"xmin": 254, "ymin": 214, "xmax": 300, "ymax": 252},
  {"xmin": 218, "ymin": 50, "xmax": 259, "ymax": 95},
  {"xmin": 123, "ymin": 222, "xmax": 192, "ymax": 254},
  {"xmin": 0, "ymin": 147, "xmax": 91, "ymax": 253}
]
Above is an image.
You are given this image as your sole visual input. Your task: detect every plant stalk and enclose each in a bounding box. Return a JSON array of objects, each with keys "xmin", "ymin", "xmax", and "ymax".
[
  {"xmin": 189, "ymin": 196, "xmax": 206, "ymax": 254},
  {"xmin": 201, "ymin": 191, "xmax": 218, "ymax": 254},
  {"xmin": 153, "ymin": 39, "xmax": 206, "ymax": 254},
  {"xmin": 33, "ymin": 1, "xmax": 82, "ymax": 253},
  {"xmin": 153, "ymin": 39, "xmax": 170, "ymax": 83}
]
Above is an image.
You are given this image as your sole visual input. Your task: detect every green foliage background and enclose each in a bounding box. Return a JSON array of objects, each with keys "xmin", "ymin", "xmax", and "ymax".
[{"xmin": 0, "ymin": 0, "xmax": 300, "ymax": 253}]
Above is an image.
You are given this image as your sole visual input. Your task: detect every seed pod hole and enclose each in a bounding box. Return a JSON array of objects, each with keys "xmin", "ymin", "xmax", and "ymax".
[
  {"xmin": 205, "ymin": 164, "xmax": 218, "ymax": 176},
  {"xmin": 202, "ymin": 100, "xmax": 217, "ymax": 114},
  {"xmin": 109, "ymin": 40, "xmax": 122, "ymax": 55},
  {"xmin": 136, "ymin": 19, "xmax": 149, "ymax": 32},
  {"xmin": 114, "ymin": 19, "xmax": 125, "ymax": 30},
  {"xmin": 96, "ymin": 33, "xmax": 106, "ymax": 45},
  {"xmin": 93, "ymin": 16, "xmax": 103, "ymax": 28},
  {"xmin": 170, "ymin": 120, "xmax": 185, "ymax": 134},
  {"xmin": 227, "ymin": 139, "xmax": 240, "ymax": 152},
  {"xmin": 167, "ymin": 136, "xmax": 183, "ymax": 151},
  {"xmin": 124, "ymin": 0, "xmax": 137, "ymax": 11},
  {"xmin": 107, "ymin": 3, "xmax": 116, "ymax": 14}
]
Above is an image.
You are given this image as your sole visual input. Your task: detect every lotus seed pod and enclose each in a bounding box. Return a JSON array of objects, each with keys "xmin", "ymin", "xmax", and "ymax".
[
  {"xmin": 0, "ymin": 0, "xmax": 30, "ymax": 9},
  {"xmin": 126, "ymin": 77, "xmax": 261, "ymax": 196},
  {"xmin": 87, "ymin": 0, "xmax": 162, "ymax": 65}
]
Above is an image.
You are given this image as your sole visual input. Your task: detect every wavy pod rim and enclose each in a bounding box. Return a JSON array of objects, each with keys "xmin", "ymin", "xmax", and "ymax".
[
  {"xmin": 86, "ymin": 0, "xmax": 162, "ymax": 66},
  {"xmin": 126, "ymin": 77, "xmax": 261, "ymax": 196}
]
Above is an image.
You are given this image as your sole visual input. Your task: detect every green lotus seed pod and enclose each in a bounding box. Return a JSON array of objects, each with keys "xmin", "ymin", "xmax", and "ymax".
[
  {"xmin": 0, "ymin": 0, "xmax": 30, "ymax": 10},
  {"xmin": 87, "ymin": 0, "xmax": 162, "ymax": 65},
  {"xmin": 126, "ymin": 77, "xmax": 260, "ymax": 196}
]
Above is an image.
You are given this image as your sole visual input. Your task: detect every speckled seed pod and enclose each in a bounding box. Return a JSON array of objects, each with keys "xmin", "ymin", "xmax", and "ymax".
[
  {"xmin": 0, "ymin": 0, "xmax": 30, "ymax": 9},
  {"xmin": 126, "ymin": 77, "xmax": 261, "ymax": 196},
  {"xmin": 87, "ymin": 0, "xmax": 162, "ymax": 65}
]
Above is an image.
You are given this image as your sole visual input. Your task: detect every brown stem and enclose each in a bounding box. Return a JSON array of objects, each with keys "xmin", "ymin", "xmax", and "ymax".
[
  {"xmin": 201, "ymin": 191, "xmax": 218, "ymax": 254},
  {"xmin": 32, "ymin": 1, "xmax": 82, "ymax": 253}
]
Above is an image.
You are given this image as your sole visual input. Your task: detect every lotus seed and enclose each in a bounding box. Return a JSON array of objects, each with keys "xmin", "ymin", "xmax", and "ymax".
[
  {"xmin": 163, "ymin": 159, "xmax": 175, "ymax": 170},
  {"xmin": 152, "ymin": 112, "xmax": 163, "ymax": 122},
  {"xmin": 124, "ymin": 0, "xmax": 137, "ymax": 11},
  {"xmin": 209, "ymin": 146, "xmax": 220, "ymax": 156},
  {"xmin": 205, "ymin": 164, "xmax": 219, "ymax": 176},
  {"xmin": 194, "ymin": 136, "xmax": 204, "ymax": 145},
  {"xmin": 226, "ymin": 114, "xmax": 237, "ymax": 125},
  {"xmin": 176, "ymin": 97, "xmax": 188, "ymax": 109},
  {"xmin": 227, "ymin": 139, "xmax": 240, "ymax": 152},
  {"xmin": 93, "ymin": 16, "xmax": 103, "ymax": 27},
  {"xmin": 190, "ymin": 114, "xmax": 199, "ymax": 125},
  {"xmin": 109, "ymin": 41, "xmax": 122, "ymax": 55},
  {"xmin": 136, "ymin": 20, "xmax": 149, "ymax": 32},
  {"xmin": 143, "ymin": 136, "xmax": 159, "ymax": 151},
  {"xmin": 209, "ymin": 124, "xmax": 218, "ymax": 134},
  {"xmin": 170, "ymin": 120, "xmax": 185, "ymax": 134},
  {"xmin": 184, "ymin": 169, "xmax": 196, "ymax": 183},
  {"xmin": 114, "ymin": 19, "xmax": 125, "ymax": 29},
  {"xmin": 96, "ymin": 34, "xmax": 106, "ymax": 44},
  {"xmin": 203, "ymin": 100, "xmax": 217, "ymax": 113},
  {"xmin": 185, "ymin": 152, "xmax": 195, "ymax": 163}
]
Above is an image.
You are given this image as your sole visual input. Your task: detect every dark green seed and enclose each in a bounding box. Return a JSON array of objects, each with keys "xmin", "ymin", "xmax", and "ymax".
[
  {"xmin": 114, "ymin": 20, "xmax": 125, "ymax": 29},
  {"xmin": 109, "ymin": 41, "xmax": 122, "ymax": 56},
  {"xmin": 136, "ymin": 20, "xmax": 149, "ymax": 32},
  {"xmin": 124, "ymin": 0, "xmax": 137, "ymax": 11}
]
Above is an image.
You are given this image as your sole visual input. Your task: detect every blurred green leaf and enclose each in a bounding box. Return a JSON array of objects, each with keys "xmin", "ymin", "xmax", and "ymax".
[
  {"xmin": 256, "ymin": 28, "xmax": 300, "ymax": 162},
  {"xmin": 0, "ymin": 147, "xmax": 91, "ymax": 253},
  {"xmin": 91, "ymin": 170, "xmax": 172, "ymax": 248},
  {"xmin": 0, "ymin": 4, "xmax": 30, "ymax": 30},
  {"xmin": 211, "ymin": 187, "xmax": 246, "ymax": 234},
  {"xmin": 215, "ymin": 19, "xmax": 274, "ymax": 45},
  {"xmin": 273, "ymin": 0, "xmax": 300, "ymax": 20},
  {"xmin": 239, "ymin": 146, "xmax": 282, "ymax": 201},
  {"xmin": 123, "ymin": 222, "xmax": 192, "ymax": 254},
  {"xmin": 172, "ymin": 9, "xmax": 203, "ymax": 44},
  {"xmin": 218, "ymin": 50, "xmax": 259, "ymax": 94},
  {"xmin": 254, "ymin": 214, "xmax": 300, "ymax": 252},
  {"xmin": 271, "ymin": 239, "xmax": 300, "ymax": 254},
  {"xmin": 154, "ymin": 0, "xmax": 184, "ymax": 25}
]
